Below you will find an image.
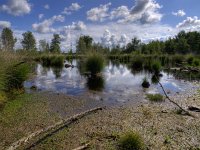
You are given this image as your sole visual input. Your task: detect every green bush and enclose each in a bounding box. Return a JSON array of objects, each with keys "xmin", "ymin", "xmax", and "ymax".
[
  {"xmin": 118, "ymin": 132, "xmax": 145, "ymax": 150},
  {"xmin": 40, "ymin": 55, "xmax": 64, "ymax": 67},
  {"xmin": 173, "ymin": 55, "xmax": 185, "ymax": 64},
  {"xmin": 193, "ymin": 59, "xmax": 200, "ymax": 66},
  {"xmin": 86, "ymin": 75, "xmax": 105, "ymax": 91},
  {"xmin": 187, "ymin": 56, "xmax": 194, "ymax": 65},
  {"xmin": 5, "ymin": 63, "xmax": 30, "ymax": 92},
  {"xmin": 85, "ymin": 54, "xmax": 105, "ymax": 75},
  {"xmin": 131, "ymin": 57, "xmax": 143, "ymax": 70},
  {"xmin": 146, "ymin": 94, "xmax": 164, "ymax": 102},
  {"xmin": 151, "ymin": 61, "xmax": 161, "ymax": 74}
]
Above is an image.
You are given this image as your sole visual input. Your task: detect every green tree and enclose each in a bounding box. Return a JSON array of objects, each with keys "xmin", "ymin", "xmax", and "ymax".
[
  {"xmin": 176, "ymin": 38, "xmax": 190, "ymax": 54},
  {"xmin": 164, "ymin": 38, "xmax": 176, "ymax": 54},
  {"xmin": 50, "ymin": 34, "xmax": 61, "ymax": 53},
  {"xmin": 21, "ymin": 31, "xmax": 36, "ymax": 51},
  {"xmin": 1, "ymin": 28, "xmax": 16, "ymax": 51},
  {"xmin": 125, "ymin": 37, "xmax": 141, "ymax": 53},
  {"xmin": 76, "ymin": 35, "xmax": 93, "ymax": 53}
]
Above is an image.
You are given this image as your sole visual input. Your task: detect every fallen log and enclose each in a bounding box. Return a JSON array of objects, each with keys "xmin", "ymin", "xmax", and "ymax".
[{"xmin": 8, "ymin": 107, "xmax": 103, "ymax": 150}]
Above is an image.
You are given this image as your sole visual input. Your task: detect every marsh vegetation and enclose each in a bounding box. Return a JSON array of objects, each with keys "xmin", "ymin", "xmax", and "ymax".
[{"xmin": 0, "ymin": 27, "xmax": 200, "ymax": 149}]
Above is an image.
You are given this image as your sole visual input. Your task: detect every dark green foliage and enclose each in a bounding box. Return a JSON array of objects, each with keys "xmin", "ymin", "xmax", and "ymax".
[
  {"xmin": 40, "ymin": 55, "xmax": 64, "ymax": 67},
  {"xmin": 5, "ymin": 63, "xmax": 30, "ymax": 92},
  {"xmin": 173, "ymin": 55, "xmax": 184, "ymax": 64},
  {"xmin": 1, "ymin": 28, "xmax": 16, "ymax": 51},
  {"xmin": 146, "ymin": 94, "xmax": 164, "ymax": 102},
  {"xmin": 151, "ymin": 74, "xmax": 160, "ymax": 84},
  {"xmin": 76, "ymin": 35, "xmax": 93, "ymax": 53},
  {"xmin": 50, "ymin": 34, "xmax": 61, "ymax": 53},
  {"xmin": 193, "ymin": 59, "xmax": 200, "ymax": 66},
  {"xmin": 118, "ymin": 132, "xmax": 145, "ymax": 150},
  {"xmin": 86, "ymin": 75, "xmax": 105, "ymax": 91},
  {"xmin": 125, "ymin": 37, "xmax": 141, "ymax": 54},
  {"xmin": 131, "ymin": 56, "xmax": 143, "ymax": 70},
  {"xmin": 21, "ymin": 31, "xmax": 36, "ymax": 51},
  {"xmin": 151, "ymin": 61, "xmax": 161, "ymax": 74},
  {"xmin": 85, "ymin": 54, "xmax": 104, "ymax": 75}
]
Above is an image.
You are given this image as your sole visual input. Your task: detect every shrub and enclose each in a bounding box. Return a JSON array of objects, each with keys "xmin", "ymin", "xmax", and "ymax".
[
  {"xmin": 173, "ymin": 55, "xmax": 184, "ymax": 64},
  {"xmin": 131, "ymin": 57, "xmax": 143, "ymax": 70},
  {"xmin": 51, "ymin": 56, "xmax": 64, "ymax": 67},
  {"xmin": 187, "ymin": 56, "xmax": 194, "ymax": 65},
  {"xmin": 5, "ymin": 63, "xmax": 30, "ymax": 92},
  {"xmin": 118, "ymin": 132, "xmax": 145, "ymax": 150},
  {"xmin": 193, "ymin": 59, "xmax": 200, "ymax": 66},
  {"xmin": 151, "ymin": 61, "xmax": 161, "ymax": 74},
  {"xmin": 146, "ymin": 94, "xmax": 164, "ymax": 102},
  {"xmin": 85, "ymin": 54, "xmax": 105, "ymax": 75},
  {"xmin": 40, "ymin": 55, "xmax": 64, "ymax": 67},
  {"xmin": 86, "ymin": 75, "xmax": 105, "ymax": 91}
]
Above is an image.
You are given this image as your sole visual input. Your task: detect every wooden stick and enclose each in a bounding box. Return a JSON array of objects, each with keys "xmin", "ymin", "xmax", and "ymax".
[
  {"xmin": 8, "ymin": 107, "xmax": 103, "ymax": 150},
  {"xmin": 154, "ymin": 75, "xmax": 194, "ymax": 117},
  {"xmin": 72, "ymin": 143, "xmax": 90, "ymax": 150}
]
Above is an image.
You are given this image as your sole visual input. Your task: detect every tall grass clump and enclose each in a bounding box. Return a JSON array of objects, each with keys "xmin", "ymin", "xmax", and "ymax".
[
  {"xmin": 118, "ymin": 131, "xmax": 145, "ymax": 150},
  {"xmin": 5, "ymin": 63, "xmax": 30, "ymax": 92},
  {"xmin": 187, "ymin": 55, "xmax": 194, "ymax": 65},
  {"xmin": 40, "ymin": 55, "xmax": 64, "ymax": 67},
  {"xmin": 193, "ymin": 59, "xmax": 200, "ymax": 66},
  {"xmin": 85, "ymin": 53, "xmax": 105, "ymax": 75},
  {"xmin": 146, "ymin": 94, "xmax": 164, "ymax": 102},
  {"xmin": 173, "ymin": 55, "xmax": 185, "ymax": 65},
  {"xmin": 130, "ymin": 56, "xmax": 143, "ymax": 70},
  {"xmin": 151, "ymin": 61, "xmax": 162, "ymax": 74}
]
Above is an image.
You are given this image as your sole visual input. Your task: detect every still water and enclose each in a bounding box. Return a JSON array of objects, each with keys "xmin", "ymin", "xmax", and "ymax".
[{"xmin": 24, "ymin": 60, "xmax": 196, "ymax": 105}]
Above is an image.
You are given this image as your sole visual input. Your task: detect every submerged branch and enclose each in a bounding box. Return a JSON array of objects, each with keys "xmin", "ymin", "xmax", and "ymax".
[{"xmin": 155, "ymin": 75, "xmax": 194, "ymax": 117}]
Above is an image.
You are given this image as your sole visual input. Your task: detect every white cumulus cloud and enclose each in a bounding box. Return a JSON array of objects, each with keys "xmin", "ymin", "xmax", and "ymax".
[
  {"xmin": 87, "ymin": 3, "xmax": 111, "ymax": 22},
  {"xmin": 172, "ymin": 10, "xmax": 186, "ymax": 17},
  {"xmin": 0, "ymin": 0, "xmax": 31, "ymax": 16},
  {"xmin": 32, "ymin": 15, "xmax": 65, "ymax": 33},
  {"xmin": 62, "ymin": 3, "xmax": 82, "ymax": 15},
  {"xmin": 176, "ymin": 16, "xmax": 200, "ymax": 31},
  {"xmin": 0, "ymin": 21, "xmax": 11, "ymax": 28}
]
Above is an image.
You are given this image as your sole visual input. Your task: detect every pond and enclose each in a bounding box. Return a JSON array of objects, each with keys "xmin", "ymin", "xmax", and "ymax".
[{"xmin": 24, "ymin": 59, "xmax": 198, "ymax": 106}]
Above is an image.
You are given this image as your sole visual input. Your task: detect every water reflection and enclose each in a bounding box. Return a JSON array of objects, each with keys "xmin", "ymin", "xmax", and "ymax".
[
  {"xmin": 86, "ymin": 75, "xmax": 105, "ymax": 91},
  {"xmin": 24, "ymin": 59, "xmax": 196, "ymax": 104}
]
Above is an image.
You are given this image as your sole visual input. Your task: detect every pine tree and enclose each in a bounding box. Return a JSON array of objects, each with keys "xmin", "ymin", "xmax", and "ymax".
[
  {"xmin": 1, "ymin": 28, "xmax": 16, "ymax": 51},
  {"xmin": 50, "ymin": 34, "xmax": 61, "ymax": 53},
  {"xmin": 21, "ymin": 31, "xmax": 36, "ymax": 51}
]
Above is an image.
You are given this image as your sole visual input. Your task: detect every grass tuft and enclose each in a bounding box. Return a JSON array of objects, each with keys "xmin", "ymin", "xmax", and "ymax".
[
  {"xmin": 118, "ymin": 131, "xmax": 145, "ymax": 150},
  {"xmin": 146, "ymin": 94, "xmax": 164, "ymax": 102},
  {"xmin": 85, "ymin": 53, "xmax": 105, "ymax": 75}
]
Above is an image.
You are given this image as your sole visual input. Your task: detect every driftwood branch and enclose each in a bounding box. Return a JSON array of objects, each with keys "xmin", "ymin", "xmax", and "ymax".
[
  {"xmin": 72, "ymin": 143, "xmax": 90, "ymax": 150},
  {"xmin": 8, "ymin": 107, "xmax": 103, "ymax": 150},
  {"xmin": 154, "ymin": 75, "xmax": 194, "ymax": 117}
]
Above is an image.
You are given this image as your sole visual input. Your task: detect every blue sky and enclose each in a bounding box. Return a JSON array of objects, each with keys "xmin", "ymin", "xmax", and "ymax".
[{"xmin": 0, "ymin": 0, "xmax": 200, "ymax": 51}]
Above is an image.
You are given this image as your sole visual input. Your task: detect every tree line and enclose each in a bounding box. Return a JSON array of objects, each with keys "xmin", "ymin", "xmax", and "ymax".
[
  {"xmin": 0, "ymin": 28, "xmax": 61, "ymax": 53},
  {"xmin": 76, "ymin": 31, "xmax": 200, "ymax": 55},
  {"xmin": 1, "ymin": 27, "xmax": 200, "ymax": 55}
]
